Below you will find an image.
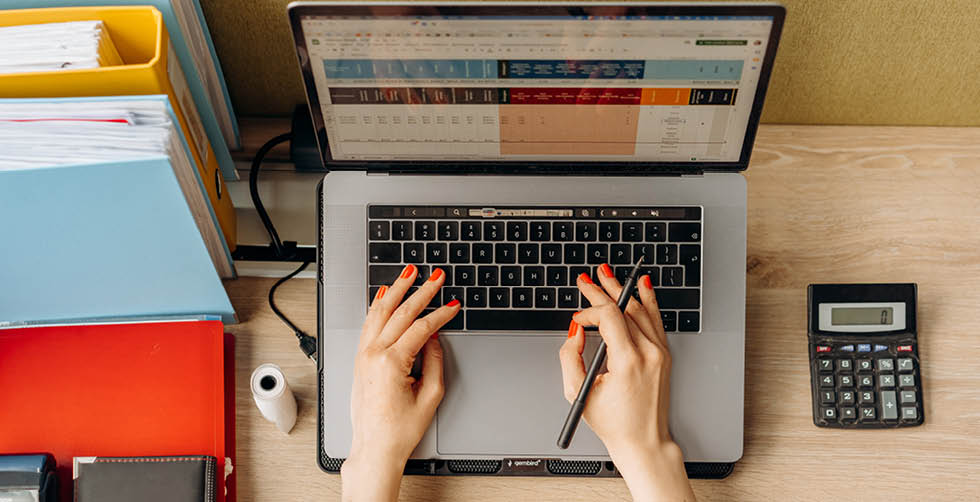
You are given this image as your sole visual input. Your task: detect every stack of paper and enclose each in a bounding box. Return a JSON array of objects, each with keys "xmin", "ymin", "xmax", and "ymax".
[{"xmin": 0, "ymin": 20, "xmax": 121, "ymax": 74}]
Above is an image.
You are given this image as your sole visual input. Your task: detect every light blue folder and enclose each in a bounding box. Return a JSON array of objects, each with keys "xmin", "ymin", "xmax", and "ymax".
[{"xmin": 2, "ymin": 0, "xmax": 242, "ymax": 180}]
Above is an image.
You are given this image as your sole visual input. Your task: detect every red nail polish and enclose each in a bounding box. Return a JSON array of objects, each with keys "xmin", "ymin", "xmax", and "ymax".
[
  {"xmin": 642, "ymin": 275, "xmax": 652, "ymax": 289},
  {"xmin": 431, "ymin": 332, "xmax": 439, "ymax": 340},
  {"xmin": 446, "ymin": 299, "xmax": 460, "ymax": 307},
  {"xmin": 428, "ymin": 267, "xmax": 444, "ymax": 282},
  {"xmin": 599, "ymin": 263, "xmax": 613, "ymax": 278},
  {"xmin": 572, "ymin": 311, "xmax": 580, "ymax": 318},
  {"xmin": 578, "ymin": 273, "xmax": 593, "ymax": 285},
  {"xmin": 567, "ymin": 320, "xmax": 579, "ymax": 338},
  {"xmin": 400, "ymin": 264, "xmax": 416, "ymax": 279},
  {"xmin": 375, "ymin": 286, "xmax": 387, "ymax": 300}
]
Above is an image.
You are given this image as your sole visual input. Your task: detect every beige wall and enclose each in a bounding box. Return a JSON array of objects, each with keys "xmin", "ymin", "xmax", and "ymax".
[{"xmin": 200, "ymin": 0, "xmax": 980, "ymax": 125}]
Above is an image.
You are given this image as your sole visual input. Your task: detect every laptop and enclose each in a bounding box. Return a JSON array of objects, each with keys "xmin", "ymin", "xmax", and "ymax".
[{"xmin": 290, "ymin": 1, "xmax": 784, "ymax": 478}]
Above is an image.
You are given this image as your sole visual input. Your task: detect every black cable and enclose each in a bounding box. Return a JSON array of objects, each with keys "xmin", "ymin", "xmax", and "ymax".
[
  {"xmin": 249, "ymin": 132, "xmax": 293, "ymax": 259},
  {"xmin": 269, "ymin": 259, "xmax": 317, "ymax": 361}
]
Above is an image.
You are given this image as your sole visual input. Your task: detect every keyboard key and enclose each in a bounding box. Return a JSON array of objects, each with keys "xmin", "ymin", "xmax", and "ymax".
[
  {"xmin": 369, "ymin": 221, "xmax": 390, "ymax": 240},
  {"xmin": 524, "ymin": 266, "xmax": 544, "ymax": 286},
  {"xmin": 661, "ymin": 267, "xmax": 683, "ymax": 287},
  {"xmin": 467, "ymin": 287, "xmax": 487, "ymax": 308},
  {"xmin": 369, "ymin": 243, "xmax": 401, "ymax": 263},
  {"xmin": 634, "ymin": 244, "xmax": 656, "ymax": 262},
  {"xmin": 653, "ymin": 288, "xmax": 700, "ymax": 309},
  {"xmin": 512, "ymin": 288, "xmax": 533, "ymax": 308},
  {"xmin": 404, "ymin": 243, "xmax": 424, "ymax": 263},
  {"xmin": 507, "ymin": 221, "xmax": 528, "ymax": 241},
  {"xmin": 900, "ymin": 390, "xmax": 916, "ymax": 404},
  {"xmin": 412, "ymin": 266, "xmax": 431, "ymax": 286},
  {"xmin": 553, "ymin": 222, "xmax": 574, "ymax": 241},
  {"xmin": 840, "ymin": 390, "xmax": 855, "ymax": 405},
  {"xmin": 483, "ymin": 221, "xmax": 504, "ymax": 241},
  {"xmin": 841, "ymin": 407, "xmax": 856, "ymax": 421},
  {"xmin": 449, "ymin": 243, "xmax": 470, "ymax": 263},
  {"xmin": 859, "ymin": 391, "xmax": 875, "ymax": 404},
  {"xmin": 901, "ymin": 406, "xmax": 918, "ymax": 421},
  {"xmin": 610, "ymin": 244, "xmax": 631, "ymax": 265},
  {"xmin": 530, "ymin": 222, "xmax": 550, "ymax": 241},
  {"xmin": 599, "ymin": 222, "xmax": 620, "ymax": 242},
  {"xmin": 489, "ymin": 288, "xmax": 510, "ymax": 308},
  {"xmin": 859, "ymin": 407, "xmax": 876, "ymax": 421},
  {"xmin": 540, "ymin": 243, "xmax": 562, "ymax": 264},
  {"xmin": 547, "ymin": 266, "xmax": 568, "ymax": 286},
  {"xmin": 518, "ymin": 243, "xmax": 539, "ymax": 264},
  {"xmin": 477, "ymin": 266, "xmax": 499, "ymax": 286},
  {"xmin": 857, "ymin": 359, "xmax": 874, "ymax": 372},
  {"xmin": 679, "ymin": 244, "xmax": 701, "ymax": 286},
  {"xmin": 454, "ymin": 266, "xmax": 476, "ymax": 286},
  {"xmin": 858, "ymin": 375, "xmax": 874, "ymax": 388},
  {"xmin": 837, "ymin": 359, "xmax": 853, "ymax": 371},
  {"xmin": 369, "ymin": 265, "xmax": 403, "ymax": 285},
  {"xmin": 587, "ymin": 244, "xmax": 608, "ymax": 264},
  {"xmin": 622, "ymin": 222, "xmax": 643, "ymax": 242},
  {"xmin": 461, "ymin": 222, "xmax": 481, "ymax": 241},
  {"xmin": 660, "ymin": 311, "xmax": 677, "ymax": 331},
  {"xmin": 500, "ymin": 266, "xmax": 521, "ymax": 286},
  {"xmin": 897, "ymin": 358, "xmax": 914, "ymax": 372},
  {"xmin": 879, "ymin": 374, "xmax": 895, "ymax": 388},
  {"xmin": 838, "ymin": 375, "xmax": 854, "ymax": 388},
  {"xmin": 656, "ymin": 244, "xmax": 678, "ymax": 264},
  {"xmin": 645, "ymin": 222, "xmax": 666, "ymax": 242},
  {"xmin": 467, "ymin": 310, "xmax": 574, "ymax": 330},
  {"xmin": 821, "ymin": 407, "xmax": 837, "ymax": 421},
  {"xmin": 438, "ymin": 266, "xmax": 453, "ymax": 286},
  {"xmin": 426, "ymin": 243, "xmax": 447, "ymax": 263},
  {"xmin": 438, "ymin": 221, "xmax": 459, "ymax": 240},
  {"xmin": 819, "ymin": 374, "xmax": 835, "ymax": 388},
  {"xmin": 678, "ymin": 311, "xmax": 700, "ymax": 332},
  {"xmin": 614, "ymin": 266, "xmax": 631, "ymax": 284},
  {"xmin": 857, "ymin": 344, "xmax": 872, "ymax": 353},
  {"xmin": 443, "ymin": 287, "xmax": 465, "ymax": 307},
  {"xmin": 641, "ymin": 267, "xmax": 660, "ymax": 287},
  {"xmin": 881, "ymin": 391, "xmax": 898, "ymax": 420},
  {"xmin": 576, "ymin": 222, "xmax": 597, "ymax": 241},
  {"xmin": 669, "ymin": 222, "xmax": 701, "ymax": 242},
  {"xmin": 403, "ymin": 207, "xmax": 444, "ymax": 218},
  {"xmin": 899, "ymin": 374, "xmax": 916, "ymax": 388},
  {"xmin": 558, "ymin": 288, "xmax": 579, "ymax": 308},
  {"xmin": 564, "ymin": 244, "xmax": 586, "ymax": 264},
  {"xmin": 392, "ymin": 221, "xmax": 412, "ymax": 240},
  {"xmin": 495, "ymin": 243, "xmax": 516, "ymax": 264},
  {"xmin": 820, "ymin": 390, "xmax": 836, "ymax": 404},
  {"xmin": 817, "ymin": 359, "xmax": 833, "ymax": 371},
  {"xmin": 877, "ymin": 359, "xmax": 894, "ymax": 371},
  {"xmin": 535, "ymin": 288, "xmax": 556, "ymax": 308},
  {"xmin": 415, "ymin": 221, "xmax": 436, "ymax": 241},
  {"xmin": 472, "ymin": 243, "xmax": 493, "ymax": 263}
]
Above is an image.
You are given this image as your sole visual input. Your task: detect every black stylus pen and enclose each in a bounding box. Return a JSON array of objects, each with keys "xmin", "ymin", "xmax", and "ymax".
[{"xmin": 557, "ymin": 255, "xmax": 645, "ymax": 449}]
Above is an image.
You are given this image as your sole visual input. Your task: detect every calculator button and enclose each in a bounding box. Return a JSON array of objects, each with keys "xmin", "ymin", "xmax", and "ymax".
[
  {"xmin": 838, "ymin": 375, "xmax": 854, "ymax": 388},
  {"xmin": 839, "ymin": 345, "xmax": 854, "ymax": 352},
  {"xmin": 897, "ymin": 344, "xmax": 913, "ymax": 352},
  {"xmin": 881, "ymin": 391, "xmax": 898, "ymax": 420},
  {"xmin": 860, "ymin": 407, "xmax": 877, "ymax": 421},
  {"xmin": 899, "ymin": 374, "xmax": 916, "ymax": 388},
  {"xmin": 841, "ymin": 407, "xmax": 857, "ymax": 421},
  {"xmin": 859, "ymin": 391, "xmax": 875, "ymax": 404},
  {"xmin": 820, "ymin": 391, "xmax": 836, "ymax": 404},
  {"xmin": 817, "ymin": 359, "xmax": 833, "ymax": 372},
  {"xmin": 873, "ymin": 344, "xmax": 889, "ymax": 352},
  {"xmin": 897, "ymin": 358, "xmax": 915, "ymax": 372},
  {"xmin": 857, "ymin": 359, "xmax": 873, "ymax": 372},
  {"xmin": 877, "ymin": 358, "xmax": 894, "ymax": 371},
  {"xmin": 840, "ymin": 391, "xmax": 855, "ymax": 405},
  {"xmin": 819, "ymin": 374, "xmax": 835, "ymax": 387},
  {"xmin": 902, "ymin": 406, "xmax": 918, "ymax": 421},
  {"xmin": 879, "ymin": 374, "xmax": 895, "ymax": 388},
  {"xmin": 816, "ymin": 345, "xmax": 831, "ymax": 353},
  {"xmin": 857, "ymin": 344, "xmax": 872, "ymax": 353},
  {"xmin": 837, "ymin": 359, "xmax": 852, "ymax": 371},
  {"xmin": 821, "ymin": 407, "xmax": 837, "ymax": 420},
  {"xmin": 858, "ymin": 375, "xmax": 874, "ymax": 388},
  {"xmin": 900, "ymin": 391, "xmax": 916, "ymax": 404}
]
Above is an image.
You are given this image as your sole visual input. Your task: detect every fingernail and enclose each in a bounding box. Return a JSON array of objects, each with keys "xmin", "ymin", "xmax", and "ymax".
[
  {"xmin": 446, "ymin": 299, "xmax": 460, "ymax": 307},
  {"xmin": 428, "ymin": 267, "xmax": 444, "ymax": 282},
  {"xmin": 375, "ymin": 286, "xmax": 388, "ymax": 300},
  {"xmin": 400, "ymin": 264, "xmax": 416, "ymax": 279},
  {"xmin": 572, "ymin": 311, "xmax": 580, "ymax": 318},
  {"xmin": 567, "ymin": 320, "xmax": 579, "ymax": 338},
  {"xmin": 642, "ymin": 275, "xmax": 652, "ymax": 289},
  {"xmin": 578, "ymin": 273, "xmax": 593, "ymax": 284},
  {"xmin": 599, "ymin": 263, "xmax": 613, "ymax": 278}
]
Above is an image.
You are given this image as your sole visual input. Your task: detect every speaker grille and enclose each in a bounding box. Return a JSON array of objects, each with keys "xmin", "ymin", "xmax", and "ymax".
[
  {"xmin": 547, "ymin": 459, "xmax": 602, "ymax": 475},
  {"xmin": 447, "ymin": 460, "xmax": 502, "ymax": 474}
]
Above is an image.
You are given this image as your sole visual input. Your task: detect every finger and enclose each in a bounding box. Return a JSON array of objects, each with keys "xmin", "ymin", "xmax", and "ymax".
[
  {"xmin": 636, "ymin": 274, "xmax": 668, "ymax": 347},
  {"xmin": 571, "ymin": 304, "xmax": 638, "ymax": 370},
  {"xmin": 362, "ymin": 264, "xmax": 418, "ymax": 343},
  {"xmin": 377, "ymin": 267, "xmax": 447, "ymax": 347},
  {"xmin": 417, "ymin": 337, "xmax": 445, "ymax": 410},
  {"xmin": 558, "ymin": 321, "xmax": 587, "ymax": 403},
  {"xmin": 595, "ymin": 263, "xmax": 658, "ymax": 345},
  {"xmin": 392, "ymin": 298, "xmax": 461, "ymax": 357},
  {"xmin": 575, "ymin": 272, "xmax": 615, "ymax": 308}
]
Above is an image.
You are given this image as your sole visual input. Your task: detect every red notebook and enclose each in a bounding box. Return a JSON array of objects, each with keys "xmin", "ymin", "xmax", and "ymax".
[{"xmin": 0, "ymin": 320, "xmax": 232, "ymax": 502}]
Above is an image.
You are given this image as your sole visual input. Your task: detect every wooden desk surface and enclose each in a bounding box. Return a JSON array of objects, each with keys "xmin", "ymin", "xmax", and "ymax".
[{"xmin": 224, "ymin": 124, "xmax": 980, "ymax": 501}]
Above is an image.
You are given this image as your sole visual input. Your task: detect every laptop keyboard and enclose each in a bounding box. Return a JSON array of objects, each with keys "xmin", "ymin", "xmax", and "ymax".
[{"xmin": 367, "ymin": 206, "xmax": 702, "ymax": 333}]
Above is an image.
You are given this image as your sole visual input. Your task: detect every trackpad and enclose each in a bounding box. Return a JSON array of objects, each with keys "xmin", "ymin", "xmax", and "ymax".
[{"xmin": 437, "ymin": 334, "xmax": 608, "ymax": 457}]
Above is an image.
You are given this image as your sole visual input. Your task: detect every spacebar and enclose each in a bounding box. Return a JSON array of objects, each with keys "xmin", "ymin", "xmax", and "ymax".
[{"xmin": 466, "ymin": 310, "xmax": 576, "ymax": 331}]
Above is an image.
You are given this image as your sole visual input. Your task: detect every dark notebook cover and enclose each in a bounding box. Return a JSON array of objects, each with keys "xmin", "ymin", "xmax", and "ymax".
[{"xmin": 74, "ymin": 456, "xmax": 215, "ymax": 502}]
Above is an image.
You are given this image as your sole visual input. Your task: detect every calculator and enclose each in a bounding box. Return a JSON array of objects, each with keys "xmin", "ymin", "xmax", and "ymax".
[{"xmin": 807, "ymin": 284, "xmax": 923, "ymax": 428}]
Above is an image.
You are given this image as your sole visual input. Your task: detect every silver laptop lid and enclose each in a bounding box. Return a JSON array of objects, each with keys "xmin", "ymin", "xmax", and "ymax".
[{"xmin": 288, "ymin": 2, "xmax": 785, "ymax": 173}]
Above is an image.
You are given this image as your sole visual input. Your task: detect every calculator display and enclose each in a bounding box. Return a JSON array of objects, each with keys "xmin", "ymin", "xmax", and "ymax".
[{"xmin": 832, "ymin": 307, "xmax": 893, "ymax": 326}]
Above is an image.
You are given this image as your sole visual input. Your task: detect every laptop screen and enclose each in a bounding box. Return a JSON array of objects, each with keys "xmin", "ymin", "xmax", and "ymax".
[{"xmin": 291, "ymin": 4, "xmax": 783, "ymax": 169}]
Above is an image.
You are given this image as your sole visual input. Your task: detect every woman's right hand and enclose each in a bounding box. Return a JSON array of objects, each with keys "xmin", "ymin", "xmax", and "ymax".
[{"xmin": 559, "ymin": 264, "xmax": 696, "ymax": 502}]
